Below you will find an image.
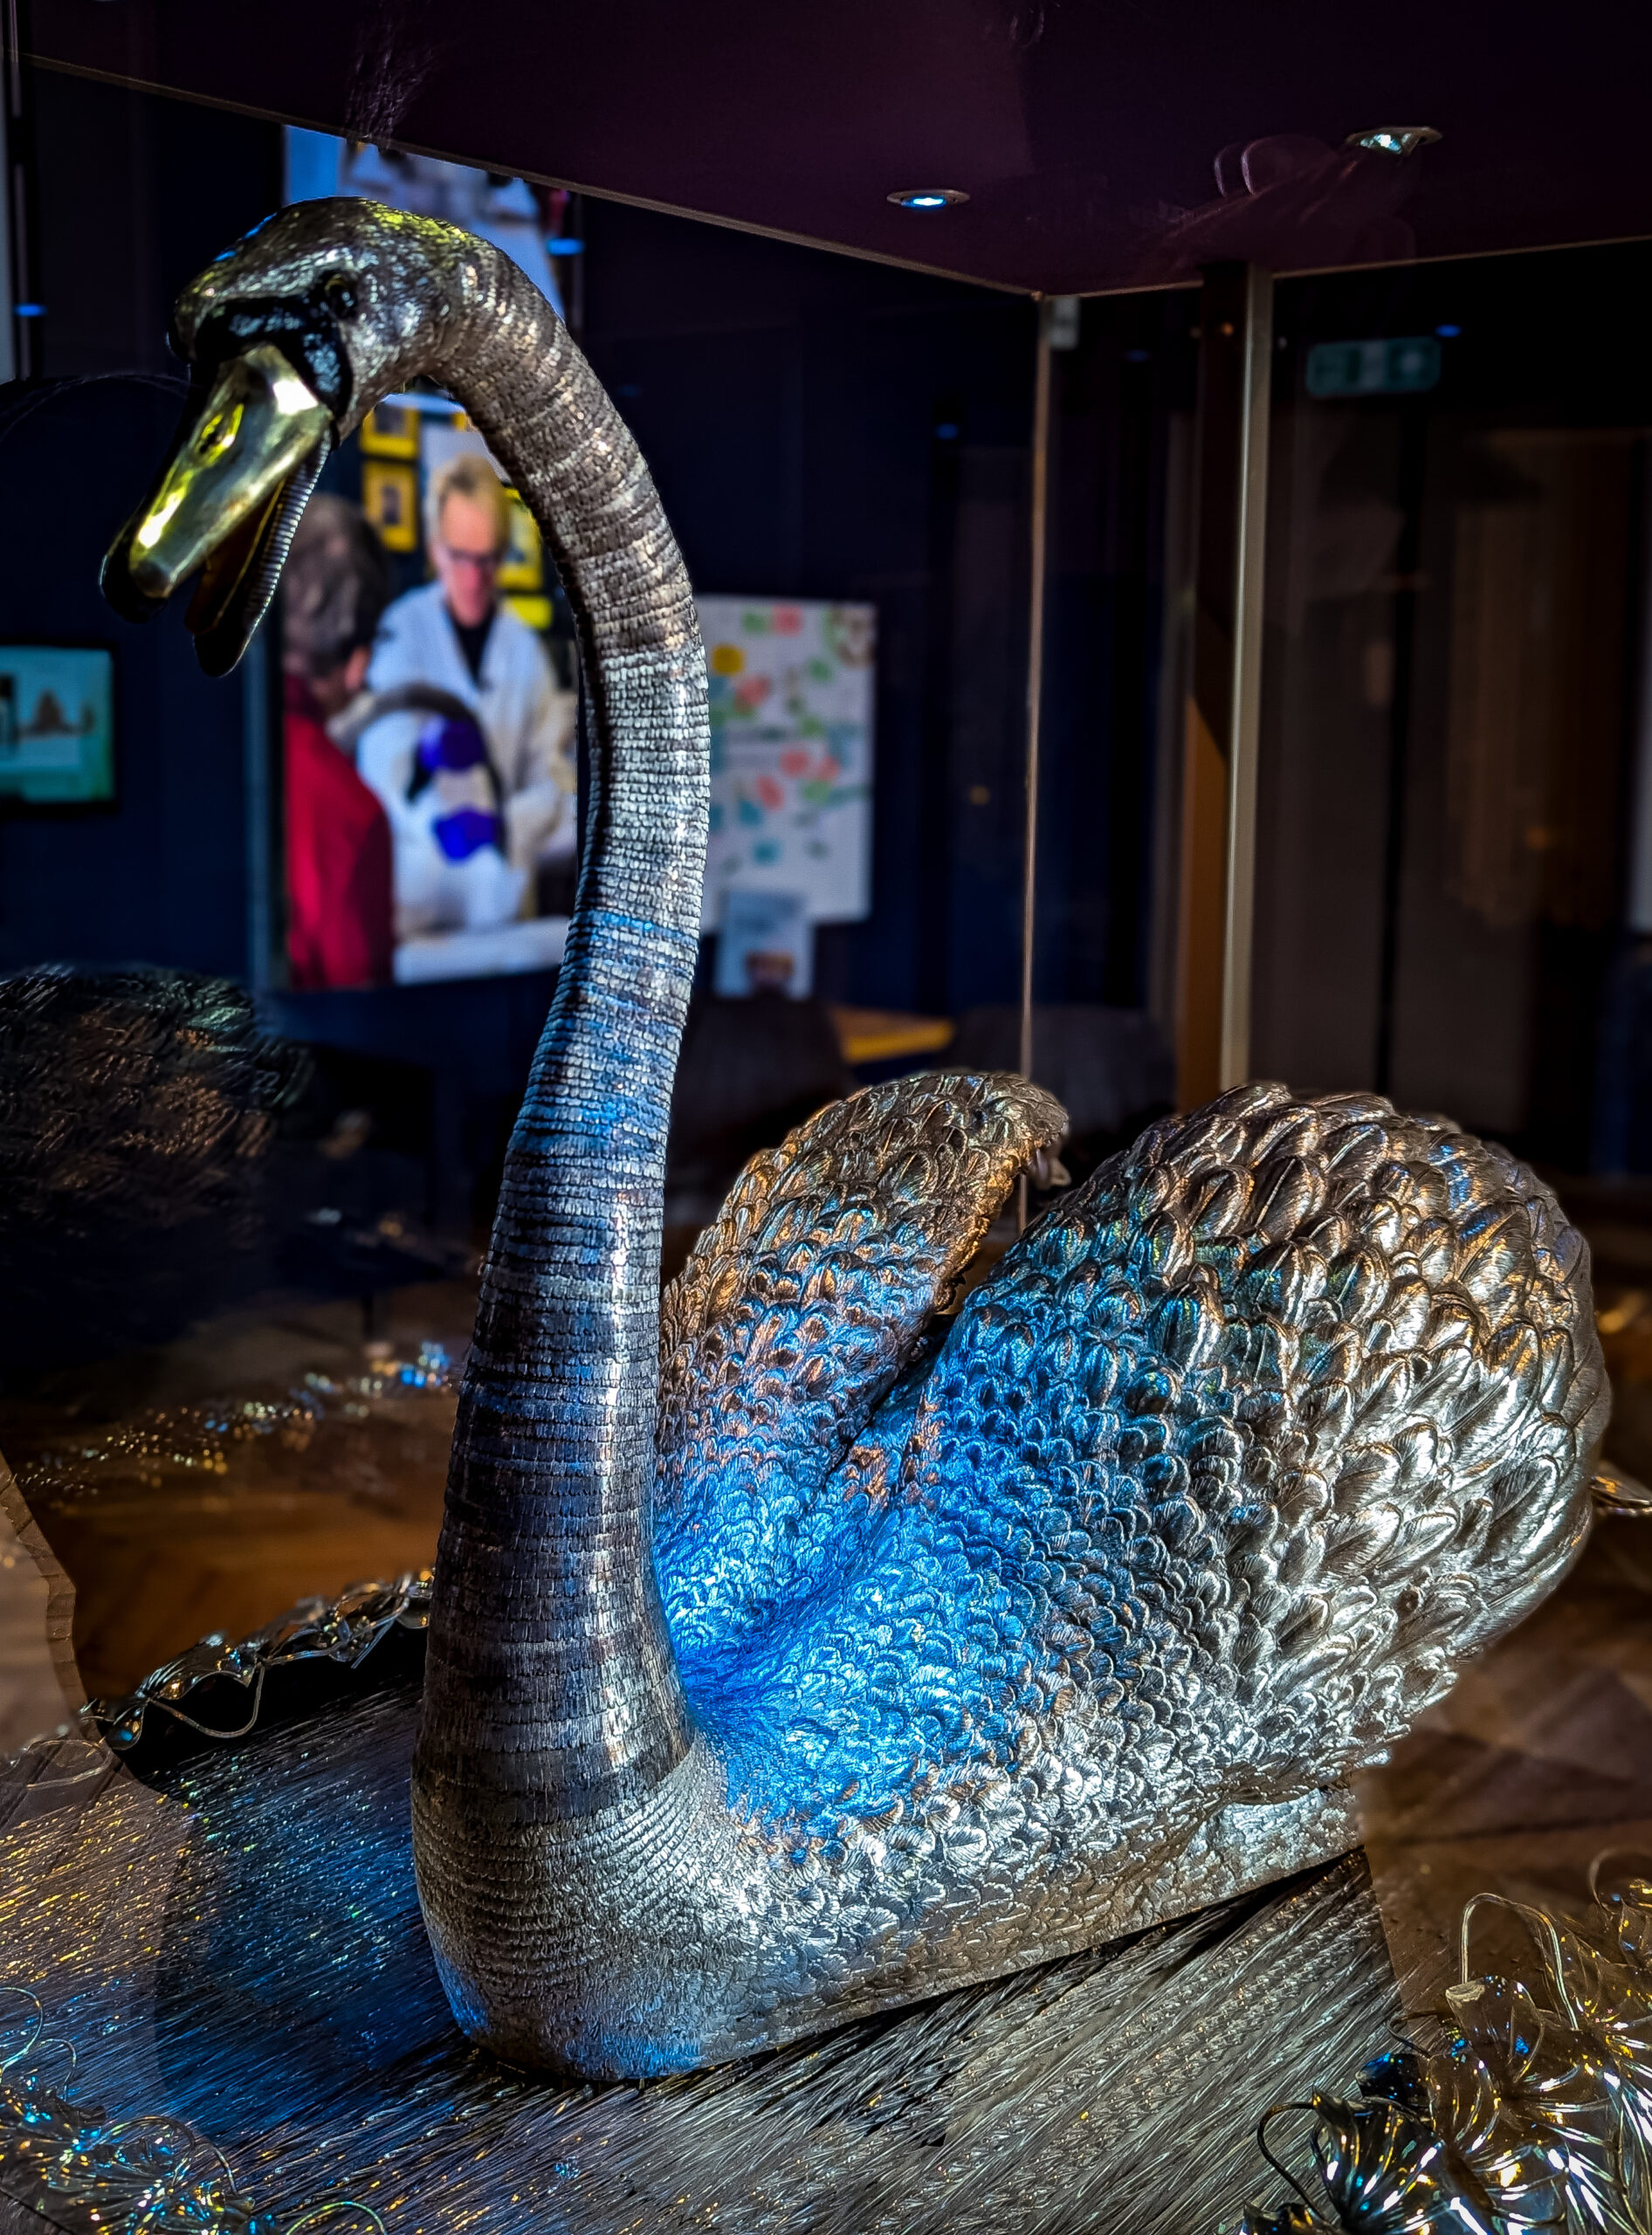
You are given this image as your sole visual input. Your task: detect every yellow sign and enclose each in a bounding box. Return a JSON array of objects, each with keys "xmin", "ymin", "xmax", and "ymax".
[
  {"xmin": 498, "ymin": 492, "xmax": 544, "ymax": 591},
  {"xmin": 504, "ymin": 594, "xmax": 553, "ymax": 633}
]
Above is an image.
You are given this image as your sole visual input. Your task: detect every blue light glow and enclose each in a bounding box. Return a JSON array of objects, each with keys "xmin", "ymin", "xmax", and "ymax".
[
  {"xmin": 887, "ymin": 188, "xmax": 968, "ymax": 210},
  {"xmin": 1435, "ymin": 322, "xmax": 1462, "ymax": 338}
]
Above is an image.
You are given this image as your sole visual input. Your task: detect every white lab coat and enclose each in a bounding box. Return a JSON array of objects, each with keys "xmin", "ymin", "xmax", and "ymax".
[{"xmin": 361, "ymin": 583, "xmax": 578, "ymax": 916}]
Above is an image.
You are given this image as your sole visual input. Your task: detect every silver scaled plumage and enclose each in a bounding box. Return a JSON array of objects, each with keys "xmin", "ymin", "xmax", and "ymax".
[{"xmin": 102, "ymin": 197, "xmax": 1608, "ymax": 2081}]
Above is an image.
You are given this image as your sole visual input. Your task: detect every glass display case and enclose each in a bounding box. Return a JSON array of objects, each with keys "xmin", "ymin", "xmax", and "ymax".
[{"xmin": 3, "ymin": 36, "xmax": 1652, "ymax": 2235}]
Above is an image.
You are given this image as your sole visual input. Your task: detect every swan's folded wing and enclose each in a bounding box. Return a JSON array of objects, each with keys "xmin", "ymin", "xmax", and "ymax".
[
  {"xmin": 655, "ymin": 1069, "xmax": 1064, "ymax": 1660},
  {"xmin": 697, "ymin": 1086, "xmax": 1604, "ymax": 1837},
  {"xmin": 876, "ymin": 1083, "xmax": 1606, "ymax": 1801}
]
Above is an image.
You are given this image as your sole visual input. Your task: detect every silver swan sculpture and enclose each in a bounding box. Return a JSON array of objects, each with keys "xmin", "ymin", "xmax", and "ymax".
[{"xmin": 101, "ymin": 198, "xmax": 1609, "ymax": 2081}]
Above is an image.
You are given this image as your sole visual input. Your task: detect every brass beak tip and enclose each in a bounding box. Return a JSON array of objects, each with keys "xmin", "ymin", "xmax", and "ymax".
[{"xmin": 102, "ymin": 342, "xmax": 334, "ymax": 674}]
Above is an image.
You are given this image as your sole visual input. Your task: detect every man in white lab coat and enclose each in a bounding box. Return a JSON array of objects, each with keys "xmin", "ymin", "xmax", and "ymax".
[{"xmin": 361, "ymin": 451, "xmax": 576, "ymax": 936}]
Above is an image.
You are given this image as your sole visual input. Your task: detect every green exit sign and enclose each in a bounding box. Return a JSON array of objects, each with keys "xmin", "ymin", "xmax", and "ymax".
[{"xmin": 1305, "ymin": 335, "xmax": 1442, "ymax": 398}]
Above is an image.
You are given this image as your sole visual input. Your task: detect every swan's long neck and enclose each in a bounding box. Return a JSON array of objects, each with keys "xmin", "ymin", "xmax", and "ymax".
[{"xmin": 413, "ymin": 241, "xmax": 705, "ymax": 1819}]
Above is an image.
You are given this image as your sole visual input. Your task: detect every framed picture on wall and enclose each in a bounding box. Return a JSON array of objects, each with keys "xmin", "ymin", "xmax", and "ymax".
[
  {"xmin": 361, "ymin": 463, "xmax": 420, "ymax": 552},
  {"xmin": 0, "ymin": 645, "xmax": 115, "ymax": 808},
  {"xmin": 359, "ymin": 401, "xmax": 421, "ymax": 457}
]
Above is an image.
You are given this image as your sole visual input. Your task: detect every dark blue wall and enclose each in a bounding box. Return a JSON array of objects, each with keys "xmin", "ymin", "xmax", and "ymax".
[
  {"xmin": 1036, "ymin": 291, "xmax": 1195, "ymax": 1011},
  {"xmin": 0, "ymin": 381, "xmax": 255, "ymax": 979},
  {"xmin": 0, "ymin": 70, "xmax": 280, "ymax": 980}
]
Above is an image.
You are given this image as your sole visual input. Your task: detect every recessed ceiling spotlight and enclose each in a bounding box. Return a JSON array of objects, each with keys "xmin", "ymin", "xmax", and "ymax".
[
  {"xmin": 887, "ymin": 187, "xmax": 970, "ymax": 210},
  {"xmin": 1346, "ymin": 126, "xmax": 1442, "ymax": 156}
]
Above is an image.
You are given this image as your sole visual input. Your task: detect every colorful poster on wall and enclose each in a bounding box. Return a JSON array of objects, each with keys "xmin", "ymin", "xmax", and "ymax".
[
  {"xmin": 698, "ymin": 597, "xmax": 875, "ymax": 931},
  {"xmin": 0, "ymin": 646, "xmax": 114, "ymax": 805}
]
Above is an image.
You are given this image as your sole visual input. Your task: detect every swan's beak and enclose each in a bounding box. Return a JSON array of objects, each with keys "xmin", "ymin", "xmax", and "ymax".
[{"xmin": 102, "ymin": 343, "xmax": 334, "ymax": 678}]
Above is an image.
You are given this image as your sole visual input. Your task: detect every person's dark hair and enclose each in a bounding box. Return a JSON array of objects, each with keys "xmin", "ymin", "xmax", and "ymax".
[{"xmin": 281, "ymin": 494, "xmax": 393, "ymax": 677}]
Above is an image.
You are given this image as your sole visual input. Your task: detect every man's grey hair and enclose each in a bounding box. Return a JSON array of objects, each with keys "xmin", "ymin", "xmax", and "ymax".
[{"xmin": 424, "ymin": 450, "xmax": 512, "ymax": 554}]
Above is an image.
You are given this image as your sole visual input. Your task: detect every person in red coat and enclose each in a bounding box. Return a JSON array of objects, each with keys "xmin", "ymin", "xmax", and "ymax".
[{"xmin": 281, "ymin": 497, "xmax": 396, "ymax": 989}]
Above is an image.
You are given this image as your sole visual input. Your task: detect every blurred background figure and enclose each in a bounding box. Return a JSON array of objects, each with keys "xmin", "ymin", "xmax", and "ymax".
[
  {"xmin": 360, "ymin": 453, "xmax": 577, "ymax": 941},
  {"xmin": 282, "ymin": 497, "xmax": 396, "ymax": 991}
]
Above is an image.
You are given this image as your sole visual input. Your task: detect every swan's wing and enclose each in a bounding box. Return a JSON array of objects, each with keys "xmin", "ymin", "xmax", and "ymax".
[
  {"xmin": 873, "ymin": 1082, "xmax": 1606, "ymax": 1792},
  {"xmin": 699, "ymin": 1083, "xmax": 1606, "ymax": 1838},
  {"xmin": 655, "ymin": 1069, "xmax": 1064, "ymax": 1661}
]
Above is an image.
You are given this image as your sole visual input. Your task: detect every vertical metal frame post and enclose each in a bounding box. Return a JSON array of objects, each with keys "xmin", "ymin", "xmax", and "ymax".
[
  {"xmin": 1176, "ymin": 262, "xmax": 1273, "ymax": 1106},
  {"xmin": 2, "ymin": 0, "xmax": 27, "ymax": 382},
  {"xmin": 1218, "ymin": 265, "xmax": 1272, "ymax": 1090},
  {"xmin": 1017, "ymin": 298, "xmax": 1057, "ymax": 1228},
  {"xmin": 1020, "ymin": 307, "xmax": 1056, "ymax": 1078},
  {"xmin": 0, "ymin": 26, "xmax": 10, "ymax": 387}
]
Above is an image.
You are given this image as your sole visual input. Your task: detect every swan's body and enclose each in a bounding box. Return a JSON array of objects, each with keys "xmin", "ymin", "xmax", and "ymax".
[{"xmin": 105, "ymin": 199, "xmax": 1608, "ymax": 2080}]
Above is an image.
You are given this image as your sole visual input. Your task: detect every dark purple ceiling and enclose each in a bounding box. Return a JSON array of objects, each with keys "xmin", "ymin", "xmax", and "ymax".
[{"xmin": 24, "ymin": 0, "xmax": 1652, "ymax": 294}]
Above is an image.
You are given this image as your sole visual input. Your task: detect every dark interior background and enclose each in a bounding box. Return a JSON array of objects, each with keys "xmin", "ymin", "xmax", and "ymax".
[
  {"xmin": 1253, "ymin": 243, "xmax": 1652, "ymax": 1177},
  {"xmin": 6, "ymin": 62, "xmax": 1652, "ymax": 1328}
]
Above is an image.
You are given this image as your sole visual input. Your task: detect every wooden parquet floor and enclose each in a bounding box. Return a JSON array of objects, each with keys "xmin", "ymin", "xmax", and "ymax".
[{"xmin": 0, "ymin": 1280, "xmax": 476, "ymax": 1707}]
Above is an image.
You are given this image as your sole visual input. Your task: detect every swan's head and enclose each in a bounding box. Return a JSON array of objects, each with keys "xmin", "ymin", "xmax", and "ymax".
[{"xmin": 102, "ymin": 199, "xmax": 461, "ymax": 677}]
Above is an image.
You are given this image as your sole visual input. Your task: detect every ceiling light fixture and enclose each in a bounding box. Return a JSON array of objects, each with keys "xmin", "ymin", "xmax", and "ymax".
[
  {"xmin": 887, "ymin": 187, "xmax": 969, "ymax": 210},
  {"xmin": 1346, "ymin": 126, "xmax": 1442, "ymax": 156}
]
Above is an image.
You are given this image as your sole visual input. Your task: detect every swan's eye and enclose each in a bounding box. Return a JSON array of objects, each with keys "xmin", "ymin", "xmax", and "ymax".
[{"xmin": 195, "ymin": 401, "xmax": 244, "ymax": 461}]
